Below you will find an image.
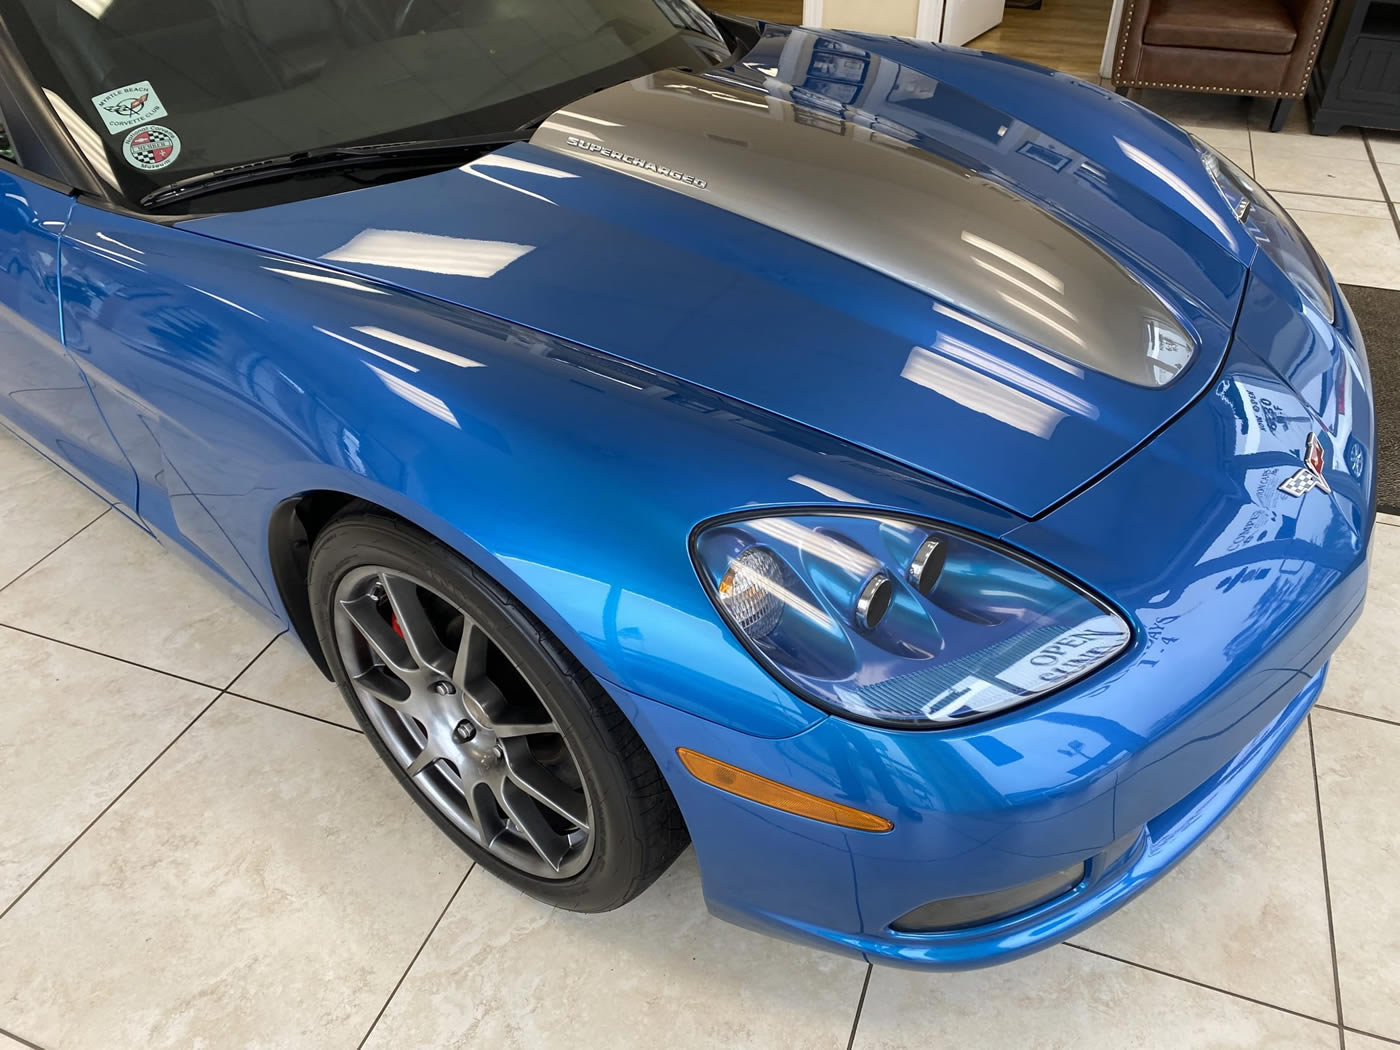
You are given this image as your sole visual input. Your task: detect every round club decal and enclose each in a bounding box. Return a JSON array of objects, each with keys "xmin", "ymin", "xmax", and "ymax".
[{"xmin": 121, "ymin": 124, "xmax": 180, "ymax": 171}]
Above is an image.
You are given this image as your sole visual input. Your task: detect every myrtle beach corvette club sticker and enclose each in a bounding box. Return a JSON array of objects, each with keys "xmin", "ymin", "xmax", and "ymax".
[
  {"xmin": 90, "ymin": 80, "xmax": 168, "ymax": 134},
  {"xmin": 122, "ymin": 125, "xmax": 181, "ymax": 171}
]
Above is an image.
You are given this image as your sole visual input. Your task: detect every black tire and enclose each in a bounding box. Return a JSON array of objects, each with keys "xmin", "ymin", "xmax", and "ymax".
[{"xmin": 307, "ymin": 507, "xmax": 687, "ymax": 911}]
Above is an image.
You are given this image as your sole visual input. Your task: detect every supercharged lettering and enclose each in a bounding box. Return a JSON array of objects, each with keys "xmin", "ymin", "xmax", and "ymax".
[{"xmin": 565, "ymin": 136, "xmax": 708, "ymax": 189}]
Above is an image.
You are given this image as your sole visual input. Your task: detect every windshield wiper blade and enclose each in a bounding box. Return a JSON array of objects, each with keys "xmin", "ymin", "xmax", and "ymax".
[{"xmin": 140, "ymin": 131, "xmax": 528, "ymax": 209}]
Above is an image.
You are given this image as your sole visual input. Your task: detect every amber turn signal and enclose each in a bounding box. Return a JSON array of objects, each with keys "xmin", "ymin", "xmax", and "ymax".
[{"xmin": 676, "ymin": 748, "xmax": 893, "ymax": 832}]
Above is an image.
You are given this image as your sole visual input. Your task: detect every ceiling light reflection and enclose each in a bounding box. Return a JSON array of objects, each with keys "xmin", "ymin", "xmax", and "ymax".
[
  {"xmin": 933, "ymin": 335, "xmax": 1097, "ymax": 418},
  {"xmin": 365, "ymin": 363, "xmax": 459, "ymax": 427},
  {"xmin": 1115, "ymin": 138, "xmax": 1236, "ymax": 246},
  {"xmin": 971, "ymin": 257, "xmax": 1075, "ymax": 320},
  {"xmin": 787, "ymin": 474, "xmax": 862, "ymax": 503},
  {"xmin": 554, "ymin": 110, "xmax": 622, "ymax": 127},
  {"xmin": 959, "ymin": 231, "xmax": 1064, "ymax": 293},
  {"xmin": 995, "ymin": 292, "xmax": 1086, "ymax": 348},
  {"xmin": 315, "ymin": 325, "xmax": 419, "ymax": 371},
  {"xmin": 42, "ymin": 89, "xmax": 119, "ymax": 186},
  {"xmin": 901, "ymin": 346, "xmax": 1066, "ymax": 438},
  {"xmin": 323, "ymin": 230, "xmax": 534, "ymax": 278},
  {"xmin": 931, "ymin": 303, "xmax": 1083, "ymax": 377},
  {"xmin": 749, "ymin": 518, "xmax": 880, "ymax": 576},
  {"xmin": 352, "ymin": 326, "xmax": 483, "ymax": 369},
  {"xmin": 264, "ymin": 267, "xmax": 389, "ymax": 293}
]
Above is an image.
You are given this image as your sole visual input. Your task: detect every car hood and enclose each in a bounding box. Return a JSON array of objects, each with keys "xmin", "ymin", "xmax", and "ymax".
[{"xmin": 184, "ymin": 24, "xmax": 1250, "ymax": 518}]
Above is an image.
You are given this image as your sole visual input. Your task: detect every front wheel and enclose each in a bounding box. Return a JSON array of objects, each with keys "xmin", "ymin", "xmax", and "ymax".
[{"xmin": 307, "ymin": 509, "xmax": 687, "ymax": 911}]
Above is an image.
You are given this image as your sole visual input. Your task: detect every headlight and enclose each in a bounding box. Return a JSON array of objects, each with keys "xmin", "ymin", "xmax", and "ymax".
[
  {"xmin": 693, "ymin": 512, "xmax": 1131, "ymax": 728},
  {"xmin": 1195, "ymin": 138, "xmax": 1335, "ymax": 324}
]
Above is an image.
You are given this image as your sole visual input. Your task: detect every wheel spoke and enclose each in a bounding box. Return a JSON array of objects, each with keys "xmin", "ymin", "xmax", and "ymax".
[
  {"xmin": 493, "ymin": 718, "xmax": 560, "ymax": 739},
  {"xmin": 381, "ymin": 574, "xmax": 453, "ymax": 677},
  {"xmin": 340, "ymin": 593, "xmax": 416, "ymax": 677},
  {"xmin": 503, "ymin": 744, "xmax": 589, "ymax": 829},
  {"xmin": 442, "ymin": 764, "xmax": 503, "ymax": 844},
  {"xmin": 499, "ymin": 779, "xmax": 571, "ymax": 871},
  {"xmin": 452, "ymin": 620, "xmax": 490, "ymax": 684},
  {"xmin": 352, "ymin": 666, "xmax": 411, "ymax": 707},
  {"xmin": 406, "ymin": 745, "xmax": 440, "ymax": 778}
]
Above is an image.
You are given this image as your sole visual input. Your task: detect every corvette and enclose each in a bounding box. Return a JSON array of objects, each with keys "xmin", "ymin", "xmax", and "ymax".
[{"xmin": 0, "ymin": 0, "xmax": 1375, "ymax": 969}]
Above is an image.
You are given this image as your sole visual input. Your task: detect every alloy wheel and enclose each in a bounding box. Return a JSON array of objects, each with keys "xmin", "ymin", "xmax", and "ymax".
[{"xmin": 331, "ymin": 566, "xmax": 593, "ymax": 879}]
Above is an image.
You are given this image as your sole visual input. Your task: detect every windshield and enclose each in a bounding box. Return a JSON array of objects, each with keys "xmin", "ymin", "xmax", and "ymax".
[{"xmin": 4, "ymin": 0, "xmax": 732, "ymax": 206}]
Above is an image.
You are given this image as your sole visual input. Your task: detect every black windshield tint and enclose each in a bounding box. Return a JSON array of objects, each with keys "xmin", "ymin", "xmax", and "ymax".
[{"xmin": 3, "ymin": 0, "xmax": 731, "ymax": 204}]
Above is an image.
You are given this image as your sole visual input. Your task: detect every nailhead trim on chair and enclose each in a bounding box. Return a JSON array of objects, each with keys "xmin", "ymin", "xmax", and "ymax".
[{"xmin": 1112, "ymin": 0, "xmax": 1335, "ymax": 98}]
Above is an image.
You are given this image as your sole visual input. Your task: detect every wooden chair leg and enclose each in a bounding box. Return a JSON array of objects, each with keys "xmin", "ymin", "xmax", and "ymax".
[
  {"xmin": 1114, "ymin": 84, "xmax": 1131, "ymax": 97},
  {"xmin": 1268, "ymin": 98, "xmax": 1296, "ymax": 132}
]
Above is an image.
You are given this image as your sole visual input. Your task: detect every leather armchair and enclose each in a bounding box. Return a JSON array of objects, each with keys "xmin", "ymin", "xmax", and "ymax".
[{"xmin": 1110, "ymin": 0, "xmax": 1338, "ymax": 130}]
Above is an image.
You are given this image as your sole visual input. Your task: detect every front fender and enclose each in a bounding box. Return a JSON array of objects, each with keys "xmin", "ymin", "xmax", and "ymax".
[{"xmin": 59, "ymin": 204, "xmax": 1020, "ymax": 738}]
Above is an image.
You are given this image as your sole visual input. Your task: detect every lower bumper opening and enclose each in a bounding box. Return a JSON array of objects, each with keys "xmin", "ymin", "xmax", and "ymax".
[{"xmin": 890, "ymin": 862, "xmax": 1086, "ymax": 933}]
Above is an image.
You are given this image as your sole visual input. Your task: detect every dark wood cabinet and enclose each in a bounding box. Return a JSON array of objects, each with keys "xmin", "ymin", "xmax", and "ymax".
[{"xmin": 1308, "ymin": 0, "xmax": 1400, "ymax": 133}]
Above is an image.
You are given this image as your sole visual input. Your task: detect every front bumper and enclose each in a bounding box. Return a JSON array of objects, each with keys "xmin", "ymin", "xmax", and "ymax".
[{"xmin": 614, "ymin": 272, "xmax": 1376, "ymax": 969}]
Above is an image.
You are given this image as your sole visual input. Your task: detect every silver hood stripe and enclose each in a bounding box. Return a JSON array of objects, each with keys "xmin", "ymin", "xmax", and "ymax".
[{"xmin": 531, "ymin": 69, "xmax": 1195, "ymax": 388}]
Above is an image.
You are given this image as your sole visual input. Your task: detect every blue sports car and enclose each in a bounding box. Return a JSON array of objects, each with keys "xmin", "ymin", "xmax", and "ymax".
[{"xmin": 0, "ymin": 0, "xmax": 1375, "ymax": 969}]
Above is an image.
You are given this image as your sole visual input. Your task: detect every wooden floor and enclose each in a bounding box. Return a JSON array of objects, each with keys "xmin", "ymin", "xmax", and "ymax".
[
  {"xmin": 966, "ymin": 0, "xmax": 1113, "ymax": 80},
  {"xmin": 705, "ymin": 0, "xmax": 802, "ymax": 22},
  {"xmin": 705, "ymin": 0, "xmax": 1111, "ymax": 81}
]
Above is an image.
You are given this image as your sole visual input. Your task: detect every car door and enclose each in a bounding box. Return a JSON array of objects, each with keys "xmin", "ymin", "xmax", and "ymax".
[{"xmin": 0, "ymin": 79, "xmax": 138, "ymax": 511}]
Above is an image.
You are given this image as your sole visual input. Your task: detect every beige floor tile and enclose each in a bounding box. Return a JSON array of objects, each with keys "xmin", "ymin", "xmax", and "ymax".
[
  {"xmin": 1254, "ymin": 153, "xmax": 1384, "ymax": 200},
  {"xmin": 0, "ymin": 697, "xmax": 468, "ymax": 1050},
  {"xmin": 1136, "ymin": 89, "xmax": 1258, "ymax": 131},
  {"xmin": 363, "ymin": 851, "xmax": 866, "ymax": 1050},
  {"xmin": 1378, "ymin": 163, "xmax": 1400, "ymax": 202},
  {"xmin": 231, "ymin": 634, "xmax": 355, "ymax": 730},
  {"xmin": 1291, "ymin": 210, "xmax": 1400, "ymax": 291},
  {"xmin": 1345, "ymin": 1033, "xmax": 1400, "ymax": 1050},
  {"xmin": 853, "ymin": 944, "xmax": 1338, "ymax": 1050},
  {"xmin": 0, "ymin": 429, "xmax": 108, "ymax": 589},
  {"xmin": 1072, "ymin": 729, "xmax": 1334, "ymax": 1019},
  {"xmin": 1251, "ymin": 120, "xmax": 1369, "ymax": 162},
  {"xmin": 0, "ymin": 1033, "xmax": 32, "ymax": 1049},
  {"xmin": 1380, "ymin": 513, "xmax": 1400, "ymax": 528},
  {"xmin": 1368, "ymin": 130, "xmax": 1400, "ymax": 164},
  {"xmin": 0, "ymin": 512, "xmax": 276, "ymax": 686},
  {"xmin": 0, "ymin": 627, "xmax": 214, "ymax": 911},
  {"xmin": 1322, "ymin": 525, "xmax": 1400, "ymax": 723},
  {"xmin": 1273, "ymin": 193, "xmax": 1391, "ymax": 219},
  {"xmin": 1313, "ymin": 707, "xmax": 1400, "ymax": 1039},
  {"xmin": 1220, "ymin": 147, "xmax": 1254, "ymax": 177},
  {"xmin": 1180, "ymin": 123, "xmax": 1251, "ymax": 153}
]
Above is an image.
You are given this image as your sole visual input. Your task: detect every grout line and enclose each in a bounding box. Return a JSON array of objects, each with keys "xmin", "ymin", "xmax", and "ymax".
[
  {"xmin": 1271, "ymin": 186, "xmax": 1390, "ymax": 203},
  {"xmin": 356, "ymin": 865, "xmax": 474, "ymax": 1050},
  {"xmin": 1348, "ymin": 1027, "xmax": 1400, "ymax": 1047},
  {"xmin": 0, "ymin": 634, "xmax": 278, "ymax": 926},
  {"xmin": 1307, "ymin": 715, "xmax": 1348, "ymax": 1038},
  {"xmin": 0, "ymin": 621, "xmax": 250, "ymax": 694},
  {"xmin": 0, "ymin": 508, "xmax": 110, "ymax": 597},
  {"xmin": 844, "ymin": 963, "xmax": 873, "ymax": 1050},
  {"xmin": 0, "ymin": 1024, "xmax": 48, "ymax": 1050},
  {"xmin": 228, "ymin": 692, "xmax": 363, "ymax": 735},
  {"xmin": 1314, "ymin": 703, "xmax": 1400, "ymax": 730},
  {"xmin": 1361, "ymin": 132, "xmax": 1400, "ymax": 243},
  {"xmin": 1065, "ymin": 942, "xmax": 1339, "ymax": 1028}
]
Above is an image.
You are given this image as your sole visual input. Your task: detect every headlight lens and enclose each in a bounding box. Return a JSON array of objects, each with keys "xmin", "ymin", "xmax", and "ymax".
[
  {"xmin": 1196, "ymin": 139, "xmax": 1335, "ymax": 324},
  {"xmin": 693, "ymin": 512, "xmax": 1131, "ymax": 728}
]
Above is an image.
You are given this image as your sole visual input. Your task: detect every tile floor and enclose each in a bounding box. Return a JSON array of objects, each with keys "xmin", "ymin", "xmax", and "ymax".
[{"xmin": 2, "ymin": 96, "xmax": 1400, "ymax": 1050}]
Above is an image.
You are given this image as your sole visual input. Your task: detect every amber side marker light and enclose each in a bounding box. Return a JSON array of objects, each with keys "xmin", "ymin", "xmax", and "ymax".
[{"xmin": 676, "ymin": 748, "xmax": 893, "ymax": 832}]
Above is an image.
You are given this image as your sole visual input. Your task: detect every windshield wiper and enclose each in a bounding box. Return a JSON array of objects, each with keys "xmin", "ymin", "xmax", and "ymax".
[{"xmin": 140, "ymin": 129, "xmax": 531, "ymax": 209}]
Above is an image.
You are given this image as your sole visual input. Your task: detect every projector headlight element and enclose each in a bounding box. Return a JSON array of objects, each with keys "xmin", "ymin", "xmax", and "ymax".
[
  {"xmin": 694, "ymin": 512, "xmax": 1131, "ymax": 728},
  {"xmin": 1196, "ymin": 139, "xmax": 1335, "ymax": 324}
]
